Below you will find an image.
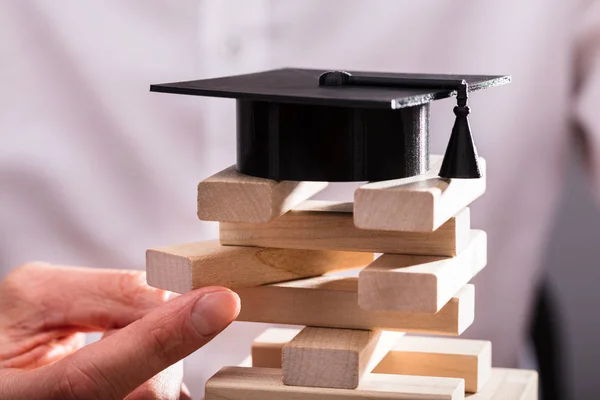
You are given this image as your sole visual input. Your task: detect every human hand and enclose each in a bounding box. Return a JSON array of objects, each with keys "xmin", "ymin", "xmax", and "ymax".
[{"xmin": 0, "ymin": 262, "xmax": 240, "ymax": 399}]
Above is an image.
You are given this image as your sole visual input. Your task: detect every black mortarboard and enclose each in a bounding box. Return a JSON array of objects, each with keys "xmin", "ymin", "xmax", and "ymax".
[{"xmin": 151, "ymin": 68, "xmax": 509, "ymax": 182}]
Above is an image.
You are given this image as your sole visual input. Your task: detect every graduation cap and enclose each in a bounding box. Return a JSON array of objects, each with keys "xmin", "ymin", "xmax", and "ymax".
[{"xmin": 151, "ymin": 68, "xmax": 510, "ymax": 182}]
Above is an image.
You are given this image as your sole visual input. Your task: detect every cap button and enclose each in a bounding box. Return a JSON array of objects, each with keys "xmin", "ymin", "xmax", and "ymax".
[{"xmin": 318, "ymin": 71, "xmax": 352, "ymax": 86}]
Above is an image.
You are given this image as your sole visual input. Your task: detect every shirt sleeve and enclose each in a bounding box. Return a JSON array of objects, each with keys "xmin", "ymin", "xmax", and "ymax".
[{"xmin": 573, "ymin": 0, "xmax": 600, "ymax": 199}]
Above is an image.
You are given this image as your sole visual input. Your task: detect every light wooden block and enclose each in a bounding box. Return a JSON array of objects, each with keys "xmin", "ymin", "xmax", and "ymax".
[
  {"xmin": 235, "ymin": 277, "xmax": 474, "ymax": 335},
  {"xmin": 146, "ymin": 240, "xmax": 373, "ymax": 293},
  {"xmin": 354, "ymin": 156, "xmax": 486, "ymax": 232},
  {"xmin": 251, "ymin": 329, "xmax": 490, "ymax": 393},
  {"xmin": 205, "ymin": 367, "xmax": 465, "ymax": 400},
  {"xmin": 374, "ymin": 336, "xmax": 492, "ymax": 393},
  {"xmin": 282, "ymin": 327, "xmax": 402, "ymax": 389},
  {"xmin": 197, "ymin": 165, "xmax": 328, "ymax": 223},
  {"xmin": 466, "ymin": 368, "xmax": 538, "ymax": 399},
  {"xmin": 221, "ymin": 201, "xmax": 471, "ymax": 257},
  {"xmin": 252, "ymin": 328, "xmax": 300, "ymax": 369},
  {"xmin": 359, "ymin": 230, "xmax": 487, "ymax": 313}
]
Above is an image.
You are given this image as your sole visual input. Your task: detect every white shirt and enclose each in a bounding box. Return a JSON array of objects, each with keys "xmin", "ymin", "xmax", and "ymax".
[{"xmin": 2, "ymin": 0, "xmax": 600, "ymax": 397}]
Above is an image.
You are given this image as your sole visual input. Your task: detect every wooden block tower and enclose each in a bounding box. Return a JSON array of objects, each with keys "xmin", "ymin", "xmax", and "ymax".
[{"xmin": 147, "ymin": 69, "xmax": 538, "ymax": 399}]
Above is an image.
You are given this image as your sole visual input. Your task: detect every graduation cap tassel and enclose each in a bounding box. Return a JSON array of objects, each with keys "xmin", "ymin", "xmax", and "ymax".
[
  {"xmin": 317, "ymin": 72, "xmax": 483, "ymax": 179},
  {"xmin": 438, "ymin": 81, "xmax": 483, "ymax": 179}
]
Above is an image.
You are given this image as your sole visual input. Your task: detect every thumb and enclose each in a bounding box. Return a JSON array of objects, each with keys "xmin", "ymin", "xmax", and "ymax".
[{"xmin": 48, "ymin": 286, "xmax": 240, "ymax": 399}]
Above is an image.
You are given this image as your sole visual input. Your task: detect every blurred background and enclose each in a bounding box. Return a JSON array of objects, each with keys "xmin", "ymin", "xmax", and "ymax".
[
  {"xmin": 545, "ymin": 152, "xmax": 600, "ymax": 399},
  {"xmin": 2, "ymin": 1, "xmax": 600, "ymax": 399}
]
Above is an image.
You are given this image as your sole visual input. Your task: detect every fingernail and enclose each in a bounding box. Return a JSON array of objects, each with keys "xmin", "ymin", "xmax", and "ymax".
[{"xmin": 191, "ymin": 290, "xmax": 241, "ymax": 336}]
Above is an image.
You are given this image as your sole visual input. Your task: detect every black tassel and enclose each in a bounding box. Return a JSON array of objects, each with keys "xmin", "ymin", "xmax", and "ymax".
[
  {"xmin": 318, "ymin": 73, "xmax": 483, "ymax": 179},
  {"xmin": 439, "ymin": 82, "xmax": 482, "ymax": 179}
]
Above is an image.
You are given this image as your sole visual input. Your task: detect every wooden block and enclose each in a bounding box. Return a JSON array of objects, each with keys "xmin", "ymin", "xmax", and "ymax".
[
  {"xmin": 466, "ymin": 368, "xmax": 538, "ymax": 399},
  {"xmin": 220, "ymin": 201, "xmax": 471, "ymax": 257},
  {"xmin": 252, "ymin": 328, "xmax": 300, "ymax": 369},
  {"xmin": 197, "ymin": 165, "xmax": 328, "ymax": 222},
  {"xmin": 282, "ymin": 327, "xmax": 402, "ymax": 389},
  {"xmin": 205, "ymin": 367, "xmax": 465, "ymax": 400},
  {"xmin": 251, "ymin": 329, "xmax": 490, "ymax": 393},
  {"xmin": 235, "ymin": 277, "xmax": 474, "ymax": 335},
  {"xmin": 359, "ymin": 230, "xmax": 487, "ymax": 313},
  {"xmin": 374, "ymin": 336, "xmax": 492, "ymax": 393},
  {"xmin": 146, "ymin": 240, "xmax": 373, "ymax": 293},
  {"xmin": 355, "ymin": 156, "xmax": 486, "ymax": 232}
]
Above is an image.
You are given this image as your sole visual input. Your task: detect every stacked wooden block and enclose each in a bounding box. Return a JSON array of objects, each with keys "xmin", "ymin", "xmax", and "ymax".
[{"xmin": 146, "ymin": 155, "xmax": 538, "ymax": 400}]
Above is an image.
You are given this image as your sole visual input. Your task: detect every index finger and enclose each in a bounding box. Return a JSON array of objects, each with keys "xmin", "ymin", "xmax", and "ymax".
[
  {"xmin": 1, "ymin": 263, "xmax": 171, "ymax": 331},
  {"xmin": 47, "ymin": 287, "xmax": 240, "ymax": 399}
]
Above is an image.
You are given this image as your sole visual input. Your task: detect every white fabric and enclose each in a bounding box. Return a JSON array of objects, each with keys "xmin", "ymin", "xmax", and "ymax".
[{"xmin": 1, "ymin": 1, "xmax": 599, "ymax": 397}]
